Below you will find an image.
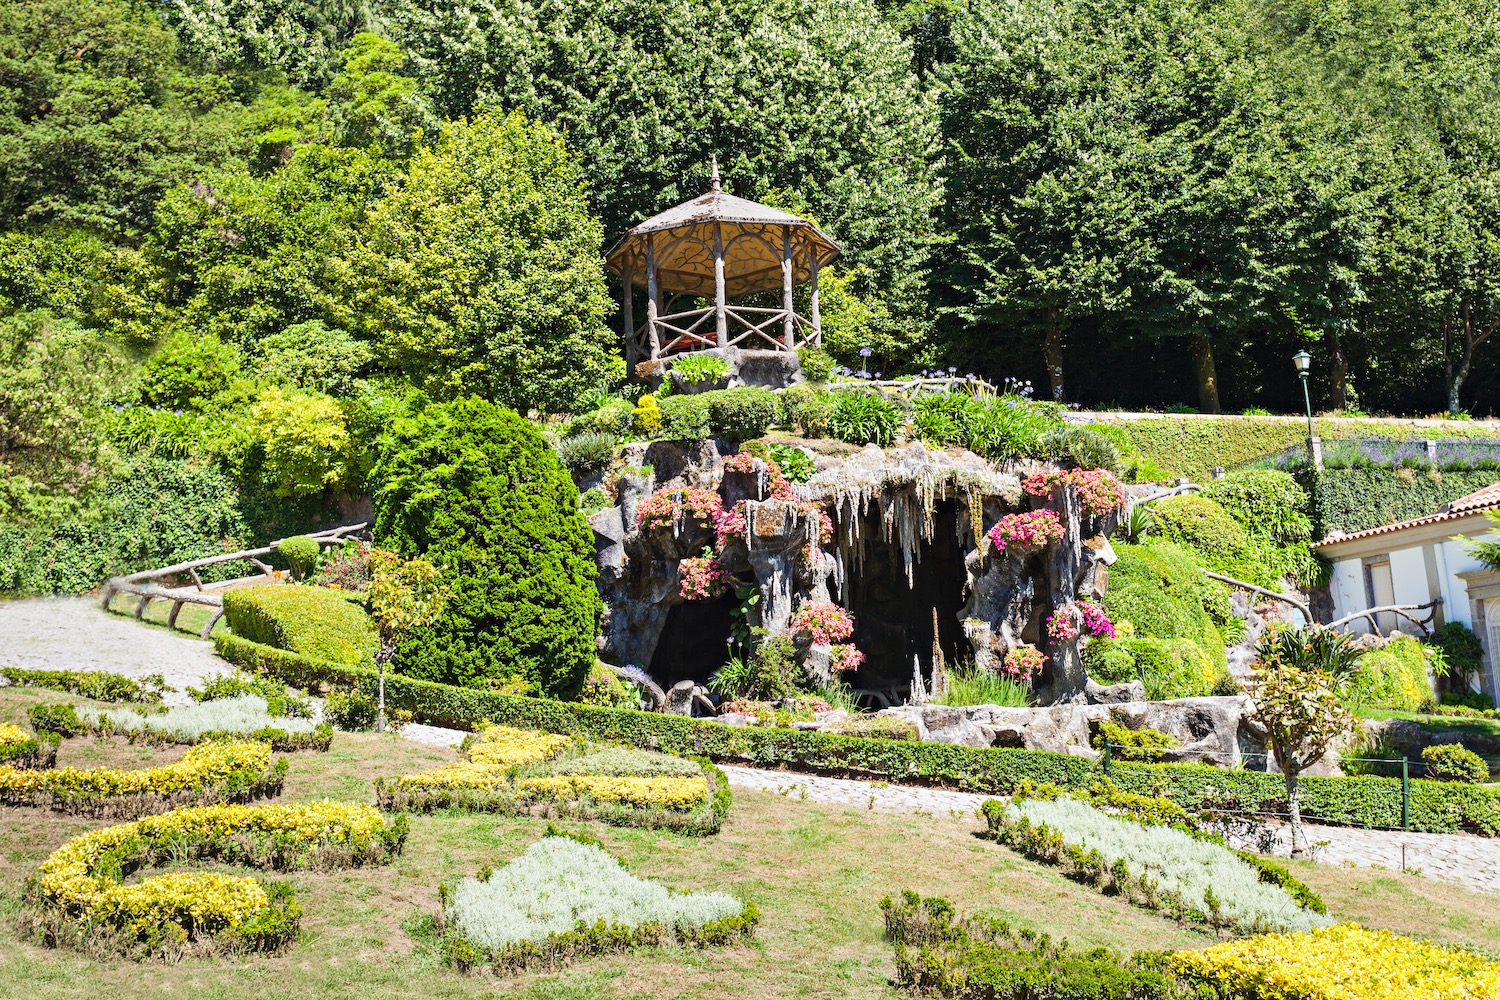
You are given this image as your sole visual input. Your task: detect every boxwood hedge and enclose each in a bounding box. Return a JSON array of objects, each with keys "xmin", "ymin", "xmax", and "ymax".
[
  {"xmin": 216, "ymin": 634, "xmax": 1500, "ymax": 836},
  {"xmin": 221, "ymin": 585, "xmax": 377, "ymax": 666}
]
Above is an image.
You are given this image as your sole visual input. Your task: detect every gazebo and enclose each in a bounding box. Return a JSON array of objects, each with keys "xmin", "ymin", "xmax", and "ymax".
[{"xmin": 605, "ymin": 163, "xmax": 840, "ymax": 375}]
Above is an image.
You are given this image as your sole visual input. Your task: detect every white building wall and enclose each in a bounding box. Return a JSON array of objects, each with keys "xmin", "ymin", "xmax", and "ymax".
[
  {"xmin": 1328, "ymin": 558, "xmax": 1368, "ymax": 633},
  {"xmin": 1437, "ymin": 538, "xmax": 1485, "ymax": 627},
  {"xmin": 1387, "ymin": 546, "xmax": 1430, "ymax": 611}
]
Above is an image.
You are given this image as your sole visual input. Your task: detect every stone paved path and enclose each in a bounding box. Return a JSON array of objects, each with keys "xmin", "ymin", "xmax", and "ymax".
[
  {"xmin": 3, "ymin": 599, "xmax": 1498, "ymax": 895},
  {"xmin": 0, "ymin": 597, "xmax": 224, "ymax": 706}
]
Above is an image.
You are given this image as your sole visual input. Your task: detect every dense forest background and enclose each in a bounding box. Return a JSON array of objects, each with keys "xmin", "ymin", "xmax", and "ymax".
[{"xmin": 2, "ymin": 0, "xmax": 1499, "ymax": 588}]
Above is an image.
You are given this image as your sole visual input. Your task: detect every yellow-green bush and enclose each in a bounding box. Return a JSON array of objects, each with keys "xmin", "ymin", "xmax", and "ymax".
[
  {"xmin": 1174, "ymin": 923, "xmax": 1500, "ymax": 999},
  {"xmin": 516, "ymin": 774, "xmax": 710, "ymax": 810},
  {"xmin": 222, "ymin": 584, "xmax": 376, "ymax": 665},
  {"xmin": 31, "ymin": 801, "xmax": 408, "ymax": 957},
  {"xmin": 1346, "ymin": 635, "xmax": 1436, "ymax": 711},
  {"xmin": 0, "ymin": 740, "xmax": 285, "ymax": 815}
]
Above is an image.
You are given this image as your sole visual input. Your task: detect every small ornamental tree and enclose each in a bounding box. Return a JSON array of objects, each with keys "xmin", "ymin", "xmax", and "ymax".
[
  {"xmin": 368, "ymin": 547, "xmax": 447, "ymax": 732},
  {"xmin": 1251, "ymin": 631, "xmax": 1358, "ymax": 856}
]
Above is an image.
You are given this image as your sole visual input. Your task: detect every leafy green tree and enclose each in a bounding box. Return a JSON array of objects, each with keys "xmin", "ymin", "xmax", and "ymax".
[
  {"xmin": 159, "ymin": 0, "xmax": 377, "ymax": 89},
  {"xmin": 245, "ymin": 385, "xmax": 351, "ymax": 497},
  {"xmin": 335, "ymin": 109, "xmax": 614, "ymax": 412},
  {"xmin": 370, "ymin": 396, "xmax": 599, "ymax": 696},
  {"xmin": 138, "ymin": 330, "xmax": 243, "ymax": 410},
  {"xmin": 0, "ymin": 229, "xmax": 170, "ymax": 346},
  {"xmin": 0, "ymin": 0, "xmax": 254, "ymax": 235},
  {"xmin": 253, "ymin": 320, "xmax": 373, "ymax": 396},
  {"xmin": 326, "ymin": 33, "xmax": 436, "ymax": 156},
  {"xmin": 383, "ymin": 0, "xmax": 941, "ymax": 361},
  {"xmin": 367, "ymin": 546, "xmax": 447, "ymax": 731}
]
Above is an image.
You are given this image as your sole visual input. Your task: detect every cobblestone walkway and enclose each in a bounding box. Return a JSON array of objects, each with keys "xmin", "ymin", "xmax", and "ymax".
[{"xmin": 718, "ymin": 765, "xmax": 1500, "ymax": 896}]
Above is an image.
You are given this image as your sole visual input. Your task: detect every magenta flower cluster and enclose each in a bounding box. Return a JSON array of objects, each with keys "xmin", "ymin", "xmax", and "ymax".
[
  {"xmin": 679, "ymin": 553, "xmax": 732, "ymax": 601},
  {"xmin": 1002, "ymin": 644, "xmax": 1046, "ymax": 681},
  {"xmin": 1075, "ymin": 600, "xmax": 1115, "ymax": 639},
  {"xmin": 828, "ymin": 644, "xmax": 866, "ymax": 673},
  {"xmin": 637, "ymin": 487, "xmax": 724, "ymax": 533},
  {"xmin": 1046, "ymin": 608, "xmax": 1080, "ymax": 643},
  {"xmin": 790, "ymin": 601, "xmax": 855, "ymax": 645},
  {"xmin": 1022, "ymin": 467, "xmax": 1127, "ymax": 517},
  {"xmin": 987, "ymin": 509, "xmax": 1064, "ymax": 554}
]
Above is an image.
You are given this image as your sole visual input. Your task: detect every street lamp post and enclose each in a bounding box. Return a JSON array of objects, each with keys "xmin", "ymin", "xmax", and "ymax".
[{"xmin": 1292, "ymin": 350, "xmax": 1322, "ymax": 470}]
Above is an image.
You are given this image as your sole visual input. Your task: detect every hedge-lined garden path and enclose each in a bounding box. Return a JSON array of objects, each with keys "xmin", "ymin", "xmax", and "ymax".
[
  {"xmin": 5, "ymin": 597, "xmax": 1499, "ymax": 896},
  {"xmin": 0, "ymin": 597, "xmax": 223, "ymax": 706}
]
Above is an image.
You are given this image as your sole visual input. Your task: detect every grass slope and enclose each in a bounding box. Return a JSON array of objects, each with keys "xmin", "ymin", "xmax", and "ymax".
[{"xmin": 0, "ymin": 694, "xmax": 1496, "ymax": 998}]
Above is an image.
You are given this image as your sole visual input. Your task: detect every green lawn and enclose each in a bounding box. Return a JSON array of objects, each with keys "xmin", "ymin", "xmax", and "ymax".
[
  {"xmin": 0, "ymin": 692, "xmax": 1497, "ymax": 999},
  {"xmin": 1357, "ymin": 707, "xmax": 1500, "ymax": 742}
]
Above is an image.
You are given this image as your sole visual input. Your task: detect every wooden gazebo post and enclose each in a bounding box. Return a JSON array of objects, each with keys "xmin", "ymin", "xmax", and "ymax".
[
  {"xmin": 711, "ymin": 161, "xmax": 729, "ymax": 350},
  {"xmin": 645, "ymin": 235, "xmax": 662, "ymax": 360},
  {"xmin": 621, "ymin": 262, "xmax": 636, "ymax": 369},
  {"xmin": 781, "ymin": 224, "xmax": 796, "ymax": 350},
  {"xmin": 809, "ymin": 255, "xmax": 823, "ymax": 347}
]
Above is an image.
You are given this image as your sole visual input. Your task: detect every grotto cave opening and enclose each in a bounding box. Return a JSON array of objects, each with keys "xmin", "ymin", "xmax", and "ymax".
[
  {"xmin": 841, "ymin": 499, "xmax": 969, "ymax": 698},
  {"xmin": 649, "ymin": 592, "xmax": 737, "ymax": 688}
]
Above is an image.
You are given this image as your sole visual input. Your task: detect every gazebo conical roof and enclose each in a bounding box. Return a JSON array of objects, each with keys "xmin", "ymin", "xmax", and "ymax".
[{"xmin": 605, "ymin": 183, "xmax": 840, "ymax": 299}]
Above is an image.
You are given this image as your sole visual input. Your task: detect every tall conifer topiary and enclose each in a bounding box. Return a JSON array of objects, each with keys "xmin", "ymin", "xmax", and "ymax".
[{"xmin": 371, "ymin": 397, "xmax": 599, "ymax": 696}]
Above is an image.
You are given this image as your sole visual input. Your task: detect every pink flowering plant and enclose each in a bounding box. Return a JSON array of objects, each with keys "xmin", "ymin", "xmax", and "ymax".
[
  {"xmin": 721, "ymin": 452, "xmax": 798, "ymax": 501},
  {"xmin": 679, "ymin": 550, "xmax": 732, "ymax": 600},
  {"xmin": 1075, "ymin": 599, "xmax": 1115, "ymax": 638},
  {"xmin": 1022, "ymin": 468, "xmax": 1127, "ymax": 517},
  {"xmin": 790, "ymin": 601, "xmax": 855, "ymax": 645},
  {"xmin": 1002, "ymin": 644, "xmax": 1046, "ymax": 681},
  {"xmin": 715, "ymin": 503, "xmax": 748, "ymax": 548},
  {"xmin": 828, "ymin": 644, "xmax": 866, "ymax": 673},
  {"xmin": 637, "ymin": 487, "xmax": 724, "ymax": 532},
  {"xmin": 1046, "ymin": 607, "xmax": 1080, "ymax": 643},
  {"xmin": 987, "ymin": 509, "xmax": 1064, "ymax": 554}
]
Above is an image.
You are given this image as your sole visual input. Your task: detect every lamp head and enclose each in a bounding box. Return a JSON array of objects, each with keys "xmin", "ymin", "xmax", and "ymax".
[{"xmin": 1292, "ymin": 350, "xmax": 1312, "ymax": 375}]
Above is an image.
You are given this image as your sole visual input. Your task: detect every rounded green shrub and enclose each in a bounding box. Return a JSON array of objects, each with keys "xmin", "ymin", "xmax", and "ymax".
[
  {"xmin": 780, "ymin": 385, "xmax": 833, "ymax": 437},
  {"xmin": 555, "ymin": 431, "xmax": 617, "ymax": 475},
  {"xmin": 1346, "ymin": 635, "xmax": 1436, "ymax": 711},
  {"xmin": 1421, "ymin": 744, "xmax": 1489, "ymax": 784},
  {"xmin": 275, "ymin": 536, "xmax": 322, "ymax": 581},
  {"xmin": 1429, "ymin": 621, "xmax": 1485, "ymax": 681},
  {"xmin": 705, "ymin": 387, "xmax": 782, "ymax": 441},
  {"xmin": 1083, "ymin": 635, "xmax": 1226, "ymax": 700},
  {"xmin": 1146, "ymin": 495, "xmax": 1246, "ymax": 561},
  {"xmin": 657, "ymin": 394, "xmax": 711, "ymax": 440},
  {"xmin": 371, "ymin": 397, "xmax": 599, "ymax": 697},
  {"xmin": 1100, "ymin": 540, "xmax": 1233, "ymax": 643},
  {"xmin": 221, "ymin": 584, "xmax": 377, "ymax": 665},
  {"xmin": 796, "ymin": 346, "xmax": 834, "ymax": 383},
  {"xmin": 1201, "ymin": 469, "xmax": 1312, "ymax": 544}
]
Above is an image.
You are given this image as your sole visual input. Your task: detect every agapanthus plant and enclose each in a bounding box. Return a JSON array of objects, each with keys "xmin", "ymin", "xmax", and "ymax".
[
  {"xmin": 987, "ymin": 509, "xmax": 1064, "ymax": 554},
  {"xmin": 790, "ymin": 601, "xmax": 855, "ymax": 645}
]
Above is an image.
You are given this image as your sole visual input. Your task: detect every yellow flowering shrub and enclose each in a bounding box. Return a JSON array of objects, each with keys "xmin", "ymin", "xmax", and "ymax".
[
  {"xmin": 0, "ymin": 723, "xmax": 30, "ymax": 746},
  {"xmin": 0, "ymin": 740, "xmax": 274, "ymax": 804},
  {"xmin": 34, "ymin": 801, "xmax": 405, "ymax": 953},
  {"xmin": 1174, "ymin": 923, "xmax": 1500, "ymax": 1000},
  {"xmin": 517, "ymin": 775, "xmax": 711, "ymax": 811},
  {"xmin": 467, "ymin": 725, "xmax": 574, "ymax": 770}
]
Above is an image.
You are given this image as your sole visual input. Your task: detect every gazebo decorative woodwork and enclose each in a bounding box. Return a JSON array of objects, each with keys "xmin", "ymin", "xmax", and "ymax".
[{"xmin": 605, "ymin": 162, "xmax": 840, "ymax": 370}]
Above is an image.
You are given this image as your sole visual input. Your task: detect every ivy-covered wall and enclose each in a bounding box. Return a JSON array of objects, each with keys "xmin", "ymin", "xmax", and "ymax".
[{"xmin": 1301, "ymin": 468, "xmax": 1499, "ymax": 536}]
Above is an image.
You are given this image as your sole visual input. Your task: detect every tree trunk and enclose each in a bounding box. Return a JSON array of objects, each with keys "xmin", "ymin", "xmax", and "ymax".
[
  {"xmin": 1286, "ymin": 767, "xmax": 1306, "ymax": 856},
  {"xmin": 1044, "ymin": 306, "xmax": 1065, "ymax": 403},
  {"xmin": 375, "ymin": 641, "xmax": 395, "ymax": 733},
  {"xmin": 1191, "ymin": 332, "xmax": 1221, "ymax": 413},
  {"xmin": 1324, "ymin": 330, "xmax": 1347, "ymax": 412}
]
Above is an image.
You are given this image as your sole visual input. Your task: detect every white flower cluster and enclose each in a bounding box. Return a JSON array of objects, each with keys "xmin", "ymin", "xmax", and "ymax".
[
  {"xmin": 1009, "ymin": 797, "xmax": 1331, "ymax": 934},
  {"xmin": 449, "ymin": 837, "xmax": 743, "ymax": 951},
  {"xmin": 81, "ymin": 695, "xmax": 318, "ymax": 741}
]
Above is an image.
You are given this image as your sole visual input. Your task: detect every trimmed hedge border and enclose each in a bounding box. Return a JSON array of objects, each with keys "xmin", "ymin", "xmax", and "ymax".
[
  {"xmin": 217, "ymin": 634, "xmax": 1500, "ymax": 835},
  {"xmin": 1, "ymin": 667, "xmax": 167, "ymax": 704}
]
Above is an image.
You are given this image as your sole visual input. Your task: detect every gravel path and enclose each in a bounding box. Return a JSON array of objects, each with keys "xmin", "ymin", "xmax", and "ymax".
[
  {"xmin": 0, "ymin": 597, "xmax": 225, "ymax": 706},
  {"xmin": 3, "ymin": 598, "xmax": 1498, "ymax": 895}
]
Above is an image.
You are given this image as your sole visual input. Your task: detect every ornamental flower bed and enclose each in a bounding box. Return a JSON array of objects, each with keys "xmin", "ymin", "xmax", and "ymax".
[
  {"xmin": 376, "ymin": 724, "xmax": 730, "ymax": 835},
  {"xmin": 636, "ymin": 487, "xmax": 724, "ymax": 533},
  {"xmin": 1173, "ymin": 923, "xmax": 1500, "ymax": 999},
  {"xmin": 789, "ymin": 602, "xmax": 855, "ymax": 645},
  {"xmin": 439, "ymin": 836, "xmax": 757, "ymax": 973},
  {"xmin": 1022, "ymin": 467, "xmax": 1126, "ymax": 516},
  {"xmin": 1002, "ymin": 644, "xmax": 1046, "ymax": 681},
  {"xmin": 29, "ymin": 801, "xmax": 408, "ymax": 958},
  {"xmin": 0, "ymin": 740, "xmax": 287, "ymax": 817},
  {"xmin": 987, "ymin": 509, "xmax": 1064, "ymax": 554},
  {"xmin": 679, "ymin": 552, "xmax": 733, "ymax": 600},
  {"xmin": 0, "ymin": 722, "xmax": 58, "ymax": 769}
]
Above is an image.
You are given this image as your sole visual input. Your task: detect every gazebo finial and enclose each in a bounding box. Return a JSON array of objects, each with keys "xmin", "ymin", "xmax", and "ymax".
[{"xmin": 709, "ymin": 155, "xmax": 721, "ymax": 193}]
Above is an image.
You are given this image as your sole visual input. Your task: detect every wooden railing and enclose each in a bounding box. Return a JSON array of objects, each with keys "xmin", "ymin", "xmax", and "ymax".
[{"xmin": 100, "ymin": 523, "xmax": 369, "ymax": 639}]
